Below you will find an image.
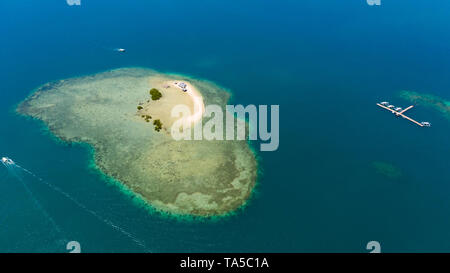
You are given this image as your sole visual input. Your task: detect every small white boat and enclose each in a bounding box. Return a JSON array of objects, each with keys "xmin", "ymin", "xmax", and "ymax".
[
  {"xmin": 117, "ymin": 48, "xmax": 126, "ymax": 52},
  {"xmin": 421, "ymin": 122, "xmax": 431, "ymax": 127},
  {"xmin": 1, "ymin": 157, "xmax": 13, "ymax": 164}
]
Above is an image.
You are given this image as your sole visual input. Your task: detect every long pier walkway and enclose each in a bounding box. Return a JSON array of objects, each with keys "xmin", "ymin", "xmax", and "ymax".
[{"xmin": 376, "ymin": 103, "xmax": 424, "ymax": 127}]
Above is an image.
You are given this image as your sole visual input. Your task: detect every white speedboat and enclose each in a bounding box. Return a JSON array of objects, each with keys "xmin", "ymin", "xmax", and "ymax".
[{"xmin": 1, "ymin": 157, "xmax": 13, "ymax": 164}]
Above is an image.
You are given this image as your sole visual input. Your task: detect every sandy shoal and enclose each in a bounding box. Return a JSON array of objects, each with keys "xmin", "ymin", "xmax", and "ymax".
[{"xmin": 138, "ymin": 78, "xmax": 205, "ymax": 129}]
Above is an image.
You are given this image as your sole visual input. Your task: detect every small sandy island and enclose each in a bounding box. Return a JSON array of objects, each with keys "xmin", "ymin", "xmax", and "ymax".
[
  {"xmin": 17, "ymin": 68, "xmax": 257, "ymax": 217},
  {"xmin": 136, "ymin": 79, "xmax": 205, "ymax": 130}
]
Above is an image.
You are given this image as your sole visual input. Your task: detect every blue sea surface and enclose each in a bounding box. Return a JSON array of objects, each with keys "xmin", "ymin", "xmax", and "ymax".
[{"xmin": 1, "ymin": 0, "xmax": 450, "ymax": 252}]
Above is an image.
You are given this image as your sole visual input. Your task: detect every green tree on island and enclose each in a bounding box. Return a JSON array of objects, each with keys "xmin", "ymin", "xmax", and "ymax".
[
  {"xmin": 150, "ymin": 88, "xmax": 162, "ymax": 100},
  {"xmin": 153, "ymin": 119, "xmax": 162, "ymax": 132},
  {"xmin": 143, "ymin": 115, "xmax": 151, "ymax": 122}
]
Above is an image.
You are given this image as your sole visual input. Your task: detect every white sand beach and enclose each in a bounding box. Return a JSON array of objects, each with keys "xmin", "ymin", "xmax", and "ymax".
[
  {"xmin": 171, "ymin": 80, "xmax": 205, "ymax": 125},
  {"xmin": 138, "ymin": 78, "xmax": 206, "ymax": 131}
]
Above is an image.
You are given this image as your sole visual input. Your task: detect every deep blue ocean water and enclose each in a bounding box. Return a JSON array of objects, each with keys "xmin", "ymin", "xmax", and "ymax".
[{"xmin": 1, "ymin": 0, "xmax": 450, "ymax": 252}]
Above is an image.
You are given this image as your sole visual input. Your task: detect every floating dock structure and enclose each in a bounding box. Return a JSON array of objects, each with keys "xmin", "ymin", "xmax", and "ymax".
[{"xmin": 377, "ymin": 102, "xmax": 431, "ymax": 127}]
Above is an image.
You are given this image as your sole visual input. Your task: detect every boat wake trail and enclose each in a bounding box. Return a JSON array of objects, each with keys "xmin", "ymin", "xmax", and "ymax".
[
  {"xmin": 1, "ymin": 157, "xmax": 64, "ymax": 238},
  {"xmin": 1, "ymin": 157, "xmax": 150, "ymax": 252}
]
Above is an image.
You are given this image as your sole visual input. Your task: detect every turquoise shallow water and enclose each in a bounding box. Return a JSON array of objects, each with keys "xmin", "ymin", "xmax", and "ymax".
[{"xmin": 1, "ymin": 0, "xmax": 450, "ymax": 252}]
